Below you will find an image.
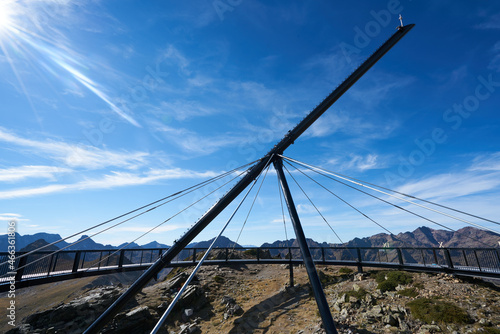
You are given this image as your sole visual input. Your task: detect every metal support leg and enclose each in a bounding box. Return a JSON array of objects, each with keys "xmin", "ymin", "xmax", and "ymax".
[
  {"xmin": 289, "ymin": 264, "xmax": 294, "ymax": 287},
  {"xmin": 274, "ymin": 158, "xmax": 337, "ymax": 334}
]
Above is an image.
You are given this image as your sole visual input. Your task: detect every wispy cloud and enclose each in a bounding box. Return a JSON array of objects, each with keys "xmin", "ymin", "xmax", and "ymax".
[
  {"xmin": 147, "ymin": 120, "xmax": 249, "ymax": 155},
  {"xmin": 306, "ymin": 109, "xmax": 398, "ymax": 141},
  {"xmin": 0, "ymin": 165, "xmax": 72, "ymax": 182},
  {"xmin": 160, "ymin": 44, "xmax": 191, "ymax": 76},
  {"xmin": 475, "ymin": 11, "xmax": 500, "ymax": 30},
  {"xmin": 488, "ymin": 41, "xmax": 500, "ymax": 72},
  {"xmin": 341, "ymin": 154, "xmax": 381, "ymax": 172},
  {"xmin": 349, "ymin": 73, "xmax": 414, "ymax": 108},
  {"xmin": 0, "ymin": 127, "xmax": 148, "ymax": 169},
  {"xmin": 396, "ymin": 170, "xmax": 500, "ymax": 201},
  {"xmin": 113, "ymin": 225, "xmax": 184, "ymax": 233},
  {"xmin": 0, "ymin": 213, "xmax": 29, "ymax": 222},
  {"xmin": 468, "ymin": 152, "xmax": 500, "ymax": 172},
  {"xmin": 155, "ymin": 100, "xmax": 220, "ymax": 121},
  {"xmin": 0, "ymin": 168, "xmax": 220, "ymax": 199}
]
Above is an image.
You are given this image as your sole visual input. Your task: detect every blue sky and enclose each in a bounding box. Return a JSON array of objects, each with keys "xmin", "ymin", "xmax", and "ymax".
[{"xmin": 1, "ymin": 0, "xmax": 500, "ymax": 247}]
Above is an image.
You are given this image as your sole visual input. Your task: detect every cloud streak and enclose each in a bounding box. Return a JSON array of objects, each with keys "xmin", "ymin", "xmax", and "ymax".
[
  {"xmin": 0, "ymin": 168, "xmax": 220, "ymax": 199},
  {"xmin": 0, "ymin": 127, "xmax": 149, "ymax": 169},
  {"xmin": 0, "ymin": 165, "xmax": 72, "ymax": 182}
]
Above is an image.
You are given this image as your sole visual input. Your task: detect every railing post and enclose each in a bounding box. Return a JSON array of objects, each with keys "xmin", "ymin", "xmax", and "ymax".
[
  {"xmin": 289, "ymin": 264, "xmax": 294, "ymax": 287},
  {"xmin": 432, "ymin": 249, "xmax": 438, "ymax": 265},
  {"xmin": 225, "ymin": 248, "xmax": 229, "ymax": 262},
  {"xmin": 52, "ymin": 253, "xmax": 59, "ymax": 272},
  {"xmin": 473, "ymin": 250, "xmax": 481, "ymax": 271},
  {"xmin": 257, "ymin": 248, "xmax": 260, "ymax": 261},
  {"xmin": 80, "ymin": 252, "xmax": 86, "ymax": 269},
  {"xmin": 192, "ymin": 248, "xmax": 197, "ymax": 264},
  {"xmin": 15, "ymin": 254, "xmax": 27, "ymax": 282},
  {"xmin": 105, "ymin": 251, "xmax": 111, "ymax": 267},
  {"xmin": 444, "ymin": 249, "xmax": 454, "ymax": 269},
  {"xmin": 47, "ymin": 253, "xmax": 55, "ymax": 275},
  {"xmin": 321, "ymin": 247, "xmax": 325, "ymax": 263},
  {"xmin": 118, "ymin": 250, "xmax": 125, "ymax": 268},
  {"xmin": 396, "ymin": 248, "xmax": 404, "ymax": 267},
  {"xmin": 462, "ymin": 249, "xmax": 469, "ymax": 267},
  {"xmin": 98, "ymin": 251, "xmax": 103, "ymax": 269},
  {"xmin": 356, "ymin": 248, "xmax": 363, "ymax": 273},
  {"xmin": 72, "ymin": 251, "xmax": 81, "ymax": 273},
  {"xmin": 420, "ymin": 249, "xmax": 426, "ymax": 266}
]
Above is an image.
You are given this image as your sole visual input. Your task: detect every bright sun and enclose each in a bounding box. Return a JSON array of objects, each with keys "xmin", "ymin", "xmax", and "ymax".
[{"xmin": 0, "ymin": 1, "xmax": 17, "ymax": 35}]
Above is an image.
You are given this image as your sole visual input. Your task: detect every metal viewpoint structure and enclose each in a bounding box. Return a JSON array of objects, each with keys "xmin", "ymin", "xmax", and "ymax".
[
  {"xmin": 76, "ymin": 23, "xmax": 416, "ymax": 334},
  {"xmin": 3, "ymin": 244, "xmax": 500, "ymax": 292}
]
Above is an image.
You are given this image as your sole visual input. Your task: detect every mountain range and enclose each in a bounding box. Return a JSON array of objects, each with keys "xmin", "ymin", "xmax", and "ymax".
[{"xmin": 1, "ymin": 226, "xmax": 498, "ymax": 253}]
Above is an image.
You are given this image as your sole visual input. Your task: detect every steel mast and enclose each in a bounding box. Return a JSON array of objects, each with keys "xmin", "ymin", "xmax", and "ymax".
[{"xmin": 84, "ymin": 24, "xmax": 414, "ymax": 334}]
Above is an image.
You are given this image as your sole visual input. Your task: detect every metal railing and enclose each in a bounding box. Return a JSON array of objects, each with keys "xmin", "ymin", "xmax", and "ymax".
[{"xmin": 1, "ymin": 246, "xmax": 499, "ymax": 291}]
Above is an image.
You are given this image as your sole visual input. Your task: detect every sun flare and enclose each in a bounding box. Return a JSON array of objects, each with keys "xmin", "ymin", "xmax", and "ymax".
[{"xmin": 0, "ymin": 1, "xmax": 17, "ymax": 34}]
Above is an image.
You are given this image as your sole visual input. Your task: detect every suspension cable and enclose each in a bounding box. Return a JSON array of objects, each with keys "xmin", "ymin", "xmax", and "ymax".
[
  {"xmin": 150, "ymin": 158, "xmax": 265, "ymax": 334},
  {"xmin": 81, "ymin": 167, "xmax": 254, "ymax": 274},
  {"xmin": 283, "ymin": 163, "xmax": 344, "ymax": 245},
  {"xmin": 277, "ymin": 169, "xmax": 290, "ymax": 249},
  {"xmin": 283, "ymin": 163, "xmax": 362, "ymax": 261},
  {"xmin": 3, "ymin": 164, "xmax": 253, "ymax": 278},
  {"xmin": 296, "ymin": 162, "xmax": 500, "ymax": 226},
  {"xmin": 285, "ymin": 161, "xmax": 397, "ymax": 238},
  {"xmin": 284, "ymin": 160, "xmax": 447, "ymax": 265},
  {"xmin": 4, "ymin": 159, "xmax": 259, "ymax": 265},
  {"xmin": 284, "ymin": 158, "xmax": 497, "ymax": 248},
  {"xmin": 231, "ymin": 157, "xmax": 273, "ymax": 255},
  {"xmin": 281, "ymin": 155, "xmax": 500, "ymax": 235}
]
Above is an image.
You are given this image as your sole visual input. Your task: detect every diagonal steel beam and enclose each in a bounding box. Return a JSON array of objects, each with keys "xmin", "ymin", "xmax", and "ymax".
[
  {"xmin": 85, "ymin": 24, "xmax": 414, "ymax": 334},
  {"xmin": 274, "ymin": 157, "xmax": 338, "ymax": 333},
  {"xmin": 271, "ymin": 24, "xmax": 414, "ymax": 155}
]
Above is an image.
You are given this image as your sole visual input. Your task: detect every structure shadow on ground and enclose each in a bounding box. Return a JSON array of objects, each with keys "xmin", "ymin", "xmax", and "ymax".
[{"xmin": 227, "ymin": 283, "xmax": 375, "ymax": 334}]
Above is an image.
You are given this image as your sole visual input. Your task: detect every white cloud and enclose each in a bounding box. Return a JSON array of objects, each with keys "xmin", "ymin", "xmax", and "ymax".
[
  {"xmin": 349, "ymin": 73, "xmax": 414, "ymax": 108},
  {"xmin": 488, "ymin": 41, "xmax": 500, "ymax": 72},
  {"xmin": 157, "ymin": 100, "xmax": 219, "ymax": 121},
  {"xmin": 0, "ymin": 213, "xmax": 29, "ymax": 222},
  {"xmin": 341, "ymin": 154, "xmax": 381, "ymax": 171},
  {"xmin": 302, "ymin": 49, "xmax": 350, "ymax": 85},
  {"xmin": 0, "ymin": 168, "xmax": 220, "ymax": 199},
  {"xmin": 160, "ymin": 45, "xmax": 191, "ymax": 76},
  {"xmin": 468, "ymin": 152, "xmax": 500, "ymax": 172},
  {"xmin": 0, "ymin": 127, "xmax": 149, "ymax": 169},
  {"xmin": 148, "ymin": 121, "xmax": 248, "ymax": 155},
  {"xmin": 396, "ymin": 170, "xmax": 500, "ymax": 201},
  {"xmin": 0, "ymin": 165, "xmax": 72, "ymax": 182},
  {"xmin": 475, "ymin": 12, "xmax": 500, "ymax": 30},
  {"xmin": 112, "ymin": 225, "xmax": 184, "ymax": 233},
  {"xmin": 306, "ymin": 109, "xmax": 398, "ymax": 141}
]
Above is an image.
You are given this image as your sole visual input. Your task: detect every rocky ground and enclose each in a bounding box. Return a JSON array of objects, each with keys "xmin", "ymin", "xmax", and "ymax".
[{"xmin": 4, "ymin": 264, "xmax": 500, "ymax": 334}]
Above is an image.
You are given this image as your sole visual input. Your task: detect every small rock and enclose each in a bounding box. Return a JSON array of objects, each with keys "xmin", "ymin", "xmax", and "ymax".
[
  {"xmin": 419, "ymin": 324, "xmax": 442, "ymax": 333},
  {"xmin": 383, "ymin": 314, "xmax": 398, "ymax": 326}
]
